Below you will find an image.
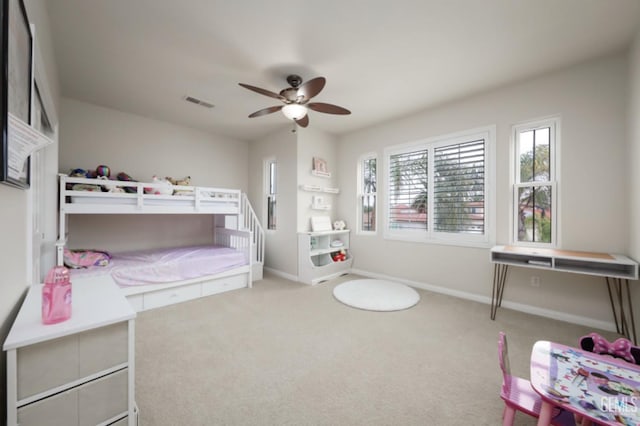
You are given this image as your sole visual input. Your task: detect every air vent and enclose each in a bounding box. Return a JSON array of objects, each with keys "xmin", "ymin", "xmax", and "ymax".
[{"xmin": 184, "ymin": 96, "xmax": 215, "ymax": 109}]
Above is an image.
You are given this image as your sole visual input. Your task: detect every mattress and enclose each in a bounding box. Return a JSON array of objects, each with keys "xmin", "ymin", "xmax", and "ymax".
[{"xmin": 70, "ymin": 245, "xmax": 248, "ymax": 287}]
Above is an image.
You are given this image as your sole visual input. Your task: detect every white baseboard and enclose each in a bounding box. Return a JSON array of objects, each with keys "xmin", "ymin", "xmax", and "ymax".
[
  {"xmin": 264, "ymin": 267, "xmax": 298, "ymax": 283},
  {"xmin": 349, "ymin": 268, "xmax": 616, "ymax": 332}
]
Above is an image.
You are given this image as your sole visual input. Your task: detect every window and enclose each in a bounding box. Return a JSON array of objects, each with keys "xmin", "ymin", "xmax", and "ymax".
[
  {"xmin": 512, "ymin": 117, "xmax": 559, "ymax": 246},
  {"xmin": 385, "ymin": 126, "xmax": 494, "ymax": 246},
  {"xmin": 358, "ymin": 154, "xmax": 377, "ymax": 233},
  {"xmin": 265, "ymin": 158, "xmax": 277, "ymax": 230}
]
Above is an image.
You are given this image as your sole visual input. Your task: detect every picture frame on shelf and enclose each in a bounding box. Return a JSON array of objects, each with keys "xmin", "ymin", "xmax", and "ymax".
[
  {"xmin": 312, "ymin": 195, "xmax": 325, "ymax": 209},
  {"xmin": 310, "ymin": 215, "xmax": 332, "ymax": 232},
  {"xmin": 1, "ymin": 0, "xmax": 34, "ymax": 188},
  {"xmin": 312, "ymin": 157, "xmax": 330, "ymax": 177}
]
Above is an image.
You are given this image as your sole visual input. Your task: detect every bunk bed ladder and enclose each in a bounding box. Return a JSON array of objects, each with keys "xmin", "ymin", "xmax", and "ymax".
[{"xmin": 241, "ymin": 193, "xmax": 264, "ymax": 281}]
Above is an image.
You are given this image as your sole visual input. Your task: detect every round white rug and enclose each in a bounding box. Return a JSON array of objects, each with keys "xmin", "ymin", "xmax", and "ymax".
[{"xmin": 333, "ymin": 279, "xmax": 420, "ymax": 311}]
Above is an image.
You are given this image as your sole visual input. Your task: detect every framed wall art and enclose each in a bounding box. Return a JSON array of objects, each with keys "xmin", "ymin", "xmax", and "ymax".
[{"xmin": 1, "ymin": 0, "xmax": 33, "ymax": 188}]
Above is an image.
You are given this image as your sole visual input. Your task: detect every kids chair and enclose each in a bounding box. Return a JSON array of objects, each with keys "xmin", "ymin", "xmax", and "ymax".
[{"xmin": 498, "ymin": 332, "xmax": 576, "ymax": 426}]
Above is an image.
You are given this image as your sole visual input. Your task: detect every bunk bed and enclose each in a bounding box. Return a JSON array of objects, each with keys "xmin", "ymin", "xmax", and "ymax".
[{"xmin": 57, "ymin": 174, "xmax": 254, "ymax": 312}]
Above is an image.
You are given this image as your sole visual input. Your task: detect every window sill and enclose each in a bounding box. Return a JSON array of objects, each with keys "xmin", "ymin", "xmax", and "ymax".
[{"xmin": 383, "ymin": 232, "xmax": 493, "ymax": 249}]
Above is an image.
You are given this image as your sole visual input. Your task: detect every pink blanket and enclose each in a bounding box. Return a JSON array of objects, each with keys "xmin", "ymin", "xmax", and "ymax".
[{"xmin": 70, "ymin": 245, "xmax": 248, "ymax": 287}]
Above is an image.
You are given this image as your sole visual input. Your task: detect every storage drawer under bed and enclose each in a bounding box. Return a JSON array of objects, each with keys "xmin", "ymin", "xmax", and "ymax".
[
  {"xmin": 125, "ymin": 273, "xmax": 249, "ymax": 312},
  {"xmin": 142, "ymin": 283, "xmax": 201, "ymax": 310},
  {"xmin": 201, "ymin": 273, "xmax": 247, "ymax": 296}
]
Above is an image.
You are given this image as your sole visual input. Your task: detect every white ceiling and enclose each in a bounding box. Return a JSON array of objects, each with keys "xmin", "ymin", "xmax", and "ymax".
[{"xmin": 46, "ymin": 0, "xmax": 640, "ymax": 142}]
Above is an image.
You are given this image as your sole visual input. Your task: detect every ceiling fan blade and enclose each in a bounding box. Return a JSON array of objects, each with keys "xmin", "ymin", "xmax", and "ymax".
[
  {"xmin": 308, "ymin": 102, "xmax": 351, "ymax": 115},
  {"xmin": 298, "ymin": 77, "xmax": 326, "ymax": 101},
  {"xmin": 295, "ymin": 115, "xmax": 309, "ymax": 128},
  {"xmin": 248, "ymin": 105, "xmax": 283, "ymax": 118},
  {"xmin": 239, "ymin": 83, "xmax": 286, "ymax": 101}
]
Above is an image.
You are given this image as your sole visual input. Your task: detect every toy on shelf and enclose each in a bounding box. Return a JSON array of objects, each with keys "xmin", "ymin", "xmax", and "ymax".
[
  {"xmin": 331, "ymin": 249, "xmax": 347, "ymax": 262},
  {"xmin": 333, "ymin": 220, "xmax": 346, "ymax": 231}
]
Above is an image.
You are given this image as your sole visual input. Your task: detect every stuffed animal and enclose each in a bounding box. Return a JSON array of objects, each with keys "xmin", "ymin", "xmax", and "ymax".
[
  {"xmin": 69, "ymin": 168, "xmax": 88, "ymax": 177},
  {"xmin": 332, "ymin": 249, "xmax": 347, "ymax": 262},
  {"xmin": 116, "ymin": 172, "xmax": 138, "ymax": 193},
  {"xmin": 333, "ymin": 220, "xmax": 346, "ymax": 231},
  {"xmin": 97, "ymin": 176, "xmax": 124, "ymax": 193},
  {"xmin": 166, "ymin": 176, "xmax": 191, "ymax": 186},
  {"xmin": 144, "ymin": 175, "xmax": 173, "ymax": 195},
  {"xmin": 167, "ymin": 176, "xmax": 193, "ymax": 195},
  {"xmin": 67, "ymin": 168, "xmax": 90, "ymax": 190}
]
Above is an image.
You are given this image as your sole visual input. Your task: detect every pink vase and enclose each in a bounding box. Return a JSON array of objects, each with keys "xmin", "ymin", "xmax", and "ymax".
[{"xmin": 42, "ymin": 266, "xmax": 72, "ymax": 325}]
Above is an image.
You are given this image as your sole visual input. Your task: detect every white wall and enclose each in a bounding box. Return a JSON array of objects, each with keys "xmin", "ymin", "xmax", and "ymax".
[
  {"xmin": 1, "ymin": 0, "xmax": 60, "ymax": 421},
  {"xmin": 296, "ymin": 127, "xmax": 338, "ymax": 232},
  {"xmin": 59, "ymin": 98, "xmax": 249, "ymax": 251},
  {"xmin": 337, "ymin": 53, "xmax": 630, "ymax": 327},
  {"xmin": 248, "ymin": 128, "xmax": 298, "ymax": 276}
]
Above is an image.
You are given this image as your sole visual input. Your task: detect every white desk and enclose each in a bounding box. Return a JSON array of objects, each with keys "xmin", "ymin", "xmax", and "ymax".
[
  {"xmin": 4, "ymin": 281, "xmax": 137, "ymax": 426},
  {"xmin": 490, "ymin": 245, "xmax": 639, "ymax": 342}
]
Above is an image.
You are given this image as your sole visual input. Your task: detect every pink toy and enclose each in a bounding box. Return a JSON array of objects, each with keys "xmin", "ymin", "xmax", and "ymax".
[
  {"xmin": 42, "ymin": 266, "xmax": 72, "ymax": 324},
  {"xmin": 579, "ymin": 332, "xmax": 640, "ymax": 364}
]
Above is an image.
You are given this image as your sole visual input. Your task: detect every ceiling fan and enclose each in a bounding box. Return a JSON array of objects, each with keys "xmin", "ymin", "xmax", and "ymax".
[{"xmin": 239, "ymin": 74, "xmax": 350, "ymax": 128}]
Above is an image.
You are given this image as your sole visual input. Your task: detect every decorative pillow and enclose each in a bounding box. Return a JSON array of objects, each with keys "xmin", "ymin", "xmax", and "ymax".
[{"xmin": 64, "ymin": 248, "xmax": 111, "ymax": 269}]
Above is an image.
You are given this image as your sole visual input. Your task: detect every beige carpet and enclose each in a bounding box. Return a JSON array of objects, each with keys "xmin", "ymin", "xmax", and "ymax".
[{"xmin": 135, "ymin": 272, "xmax": 619, "ymax": 425}]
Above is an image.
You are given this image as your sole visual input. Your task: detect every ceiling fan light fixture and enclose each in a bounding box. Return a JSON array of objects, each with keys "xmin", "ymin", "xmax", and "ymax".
[{"xmin": 282, "ymin": 104, "xmax": 308, "ymax": 121}]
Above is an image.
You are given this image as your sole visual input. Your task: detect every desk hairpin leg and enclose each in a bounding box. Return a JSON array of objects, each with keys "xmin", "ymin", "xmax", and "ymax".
[
  {"xmin": 605, "ymin": 277, "xmax": 637, "ymax": 345},
  {"xmin": 491, "ymin": 263, "xmax": 509, "ymax": 320}
]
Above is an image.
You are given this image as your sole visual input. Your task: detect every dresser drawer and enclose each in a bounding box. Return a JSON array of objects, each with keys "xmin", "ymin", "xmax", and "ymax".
[
  {"xmin": 17, "ymin": 387, "xmax": 78, "ymax": 426},
  {"xmin": 79, "ymin": 369, "xmax": 128, "ymax": 425},
  {"xmin": 79, "ymin": 322, "xmax": 128, "ymax": 377},
  {"xmin": 17, "ymin": 322, "xmax": 128, "ymax": 400},
  {"xmin": 18, "ymin": 369, "xmax": 127, "ymax": 426},
  {"xmin": 143, "ymin": 283, "xmax": 201, "ymax": 309},
  {"xmin": 201, "ymin": 274, "xmax": 247, "ymax": 297}
]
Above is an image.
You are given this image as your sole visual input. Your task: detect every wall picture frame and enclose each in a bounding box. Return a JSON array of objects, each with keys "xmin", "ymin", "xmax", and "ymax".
[
  {"xmin": 312, "ymin": 157, "xmax": 328, "ymax": 175},
  {"xmin": 1, "ymin": 0, "xmax": 33, "ymax": 188}
]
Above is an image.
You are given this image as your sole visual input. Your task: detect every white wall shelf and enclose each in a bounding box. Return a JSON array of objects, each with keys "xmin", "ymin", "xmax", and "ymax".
[
  {"xmin": 311, "ymin": 170, "xmax": 331, "ymax": 178},
  {"xmin": 299, "ymin": 184, "xmax": 340, "ymax": 194}
]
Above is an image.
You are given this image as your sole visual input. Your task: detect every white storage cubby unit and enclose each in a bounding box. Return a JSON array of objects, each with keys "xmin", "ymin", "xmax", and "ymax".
[
  {"xmin": 298, "ymin": 230, "xmax": 352, "ymax": 285},
  {"xmin": 4, "ymin": 281, "xmax": 137, "ymax": 426}
]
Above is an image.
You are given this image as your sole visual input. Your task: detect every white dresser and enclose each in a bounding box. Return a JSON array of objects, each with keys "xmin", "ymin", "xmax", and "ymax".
[{"xmin": 4, "ymin": 281, "xmax": 137, "ymax": 426}]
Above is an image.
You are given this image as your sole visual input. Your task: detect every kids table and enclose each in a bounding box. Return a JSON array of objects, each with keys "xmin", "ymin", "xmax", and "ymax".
[{"xmin": 530, "ymin": 340, "xmax": 640, "ymax": 425}]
